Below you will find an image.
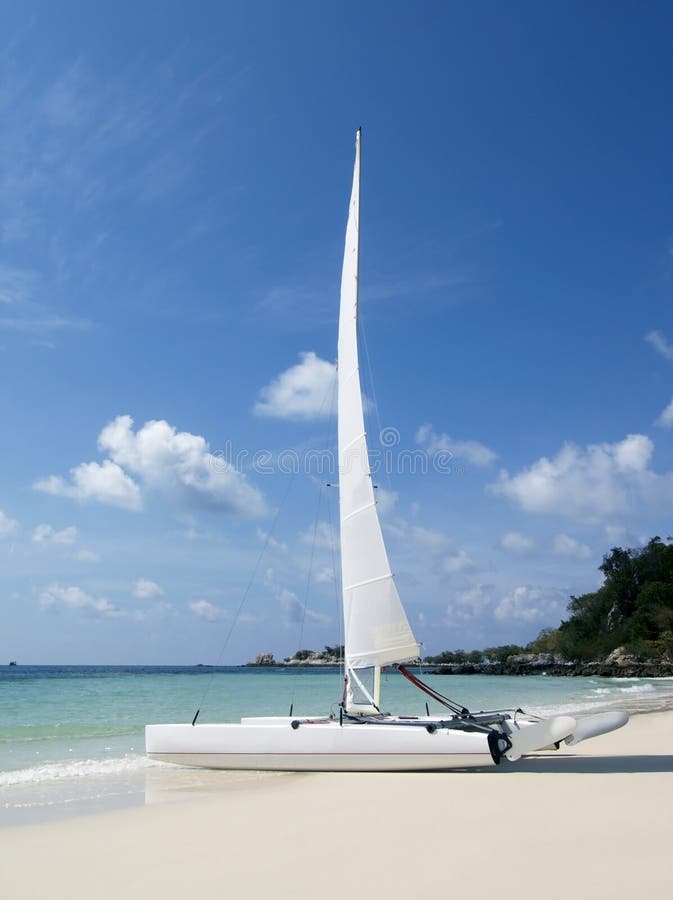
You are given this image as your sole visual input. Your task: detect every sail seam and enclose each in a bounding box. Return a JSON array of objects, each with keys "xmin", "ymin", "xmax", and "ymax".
[
  {"xmin": 340, "ymin": 431, "xmax": 366, "ymax": 455},
  {"xmin": 341, "ymin": 500, "xmax": 376, "ymax": 523},
  {"xmin": 339, "ymin": 366, "xmax": 360, "ymax": 385},
  {"xmin": 344, "ymin": 572, "xmax": 393, "ymax": 592}
]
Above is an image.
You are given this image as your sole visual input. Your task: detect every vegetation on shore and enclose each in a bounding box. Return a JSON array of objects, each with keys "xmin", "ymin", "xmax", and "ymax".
[{"xmin": 425, "ymin": 537, "xmax": 673, "ymax": 666}]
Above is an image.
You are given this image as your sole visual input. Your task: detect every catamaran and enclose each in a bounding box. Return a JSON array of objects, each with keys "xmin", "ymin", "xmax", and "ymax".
[{"xmin": 146, "ymin": 131, "xmax": 627, "ymax": 770}]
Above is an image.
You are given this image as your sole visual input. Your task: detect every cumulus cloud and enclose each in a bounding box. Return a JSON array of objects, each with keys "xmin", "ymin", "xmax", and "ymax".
[
  {"xmin": 70, "ymin": 549, "xmax": 100, "ymax": 562},
  {"xmin": 500, "ymin": 532, "xmax": 535, "ymax": 554},
  {"xmin": 32, "ymin": 524, "xmax": 77, "ymax": 544},
  {"xmin": 190, "ymin": 599, "xmax": 227, "ymax": 622},
  {"xmin": 416, "ymin": 423, "xmax": 497, "ymax": 467},
  {"xmin": 450, "ymin": 584, "xmax": 496, "ymax": 620},
  {"xmin": 655, "ymin": 398, "xmax": 673, "ymax": 429},
  {"xmin": 253, "ymin": 352, "xmax": 336, "ymax": 420},
  {"xmin": 315, "ymin": 566, "xmax": 335, "ymax": 584},
  {"xmin": 386, "ymin": 520, "xmax": 452, "ymax": 552},
  {"xmin": 374, "ymin": 488, "xmax": 398, "ymax": 518},
  {"xmin": 552, "ymin": 533, "xmax": 592, "ymax": 559},
  {"xmin": 132, "ymin": 578, "xmax": 164, "ymax": 599},
  {"xmin": 39, "ymin": 583, "xmax": 118, "ymax": 616},
  {"xmin": 299, "ymin": 520, "xmax": 337, "ymax": 551},
  {"xmin": 264, "ymin": 568, "xmax": 331, "ymax": 626},
  {"xmin": 34, "ymin": 460, "xmax": 142, "ymax": 510},
  {"xmin": 494, "ymin": 585, "xmax": 567, "ymax": 623},
  {"xmin": 442, "ymin": 549, "xmax": 477, "ymax": 574},
  {"xmin": 278, "ymin": 587, "xmax": 330, "ymax": 625},
  {"xmin": 489, "ymin": 433, "xmax": 673, "ymax": 522},
  {"xmin": 35, "ymin": 415, "xmax": 265, "ymax": 516},
  {"xmin": 99, "ymin": 415, "xmax": 265, "ymax": 515},
  {"xmin": 0, "ymin": 510, "xmax": 18, "ymax": 538},
  {"xmin": 645, "ymin": 330, "xmax": 673, "ymax": 361}
]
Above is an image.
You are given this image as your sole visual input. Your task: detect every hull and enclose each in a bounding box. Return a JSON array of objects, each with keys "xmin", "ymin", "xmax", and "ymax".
[
  {"xmin": 146, "ymin": 717, "xmax": 495, "ymax": 771},
  {"xmin": 145, "ymin": 714, "xmax": 579, "ymax": 771}
]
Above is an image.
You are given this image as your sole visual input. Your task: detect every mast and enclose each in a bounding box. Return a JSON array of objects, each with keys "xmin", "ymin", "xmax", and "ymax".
[{"xmin": 337, "ymin": 130, "xmax": 419, "ymax": 714}]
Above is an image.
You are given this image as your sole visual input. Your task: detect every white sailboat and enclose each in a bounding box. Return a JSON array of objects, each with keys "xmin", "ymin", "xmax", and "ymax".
[{"xmin": 146, "ymin": 131, "xmax": 627, "ymax": 770}]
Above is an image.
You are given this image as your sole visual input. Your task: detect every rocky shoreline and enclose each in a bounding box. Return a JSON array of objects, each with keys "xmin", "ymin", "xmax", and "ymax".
[
  {"xmin": 426, "ymin": 656, "xmax": 673, "ymax": 678},
  {"xmin": 247, "ymin": 648, "xmax": 673, "ymax": 678}
]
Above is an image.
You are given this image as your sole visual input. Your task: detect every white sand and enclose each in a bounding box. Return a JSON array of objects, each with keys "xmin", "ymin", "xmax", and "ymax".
[{"xmin": 1, "ymin": 709, "xmax": 672, "ymax": 900}]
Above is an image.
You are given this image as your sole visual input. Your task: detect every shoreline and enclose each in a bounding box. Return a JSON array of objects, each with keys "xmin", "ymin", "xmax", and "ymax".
[{"xmin": 1, "ymin": 708, "xmax": 672, "ymax": 899}]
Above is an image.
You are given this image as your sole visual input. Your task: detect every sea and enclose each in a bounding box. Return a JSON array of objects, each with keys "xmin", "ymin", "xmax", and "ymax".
[{"xmin": 3, "ymin": 664, "xmax": 673, "ymax": 826}]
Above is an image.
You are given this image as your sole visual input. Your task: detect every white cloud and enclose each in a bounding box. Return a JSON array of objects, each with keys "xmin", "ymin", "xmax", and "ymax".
[
  {"xmin": 655, "ymin": 398, "xmax": 673, "ymax": 429},
  {"xmin": 500, "ymin": 532, "xmax": 535, "ymax": 554},
  {"xmin": 256, "ymin": 529, "xmax": 289, "ymax": 555},
  {"xmin": 645, "ymin": 330, "xmax": 673, "ymax": 361},
  {"xmin": 34, "ymin": 460, "xmax": 142, "ymax": 510},
  {"xmin": 452, "ymin": 584, "xmax": 495, "ymax": 616},
  {"xmin": 494, "ymin": 585, "xmax": 567, "ymax": 623},
  {"xmin": 416, "ymin": 423, "xmax": 496, "ymax": 467},
  {"xmin": 315, "ymin": 566, "xmax": 335, "ymax": 584},
  {"xmin": 32, "ymin": 524, "xmax": 77, "ymax": 544},
  {"xmin": 299, "ymin": 520, "xmax": 337, "ymax": 551},
  {"xmin": 39, "ymin": 583, "xmax": 118, "ymax": 616},
  {"xmin": 489, "ymin": 433, "xmax": 673, "ymax": 522},
  {"xmin": 190, "ymin": 600, "xmax": 227, "ymax": 622},
  {"xmin": 442, "ymin": 549, "xmax": 476, "ymax": 574},
  {"xmin": 35, "ymin": 415, "xmax": 265, "ymax": 517},
  {"xmin": 278, "ymin": 587, "xmax": 330, "ymax": 625},
  {"xmin": 552, "ymin": 533, "xmax": 592, "ymax": 559},
  {"xmin": 0, "ymin": 510, "xmax": 18, "ymax": 538},
  {"xmin": 386, "ymin": 520, "xmax": 452, "ymax": 552},
  {"xmin": 604, "ymin": 524, "xmax": 631, "ymax": 546},
  {"xmin": 0, "ymin": 265, "xmax": 36, "ymax": 305},
  {"xmin": 99, "ymin": 415, "xmax": 265, "ymax": 515},
  {"xmin": 70, "ymin": 549, "xmax": 100, "ymax": 562},
  {"xmin": 375, "ymin": 488, "xmax": 398, "ymax": 518},
  {"xmin": 253, "ymin": 352, "xmax": 336, "ymax": 421},
  {"xmin": 132, "ymin": 578, "xmax": 164, "ymax": 599},
  {"xmin": 264, "ymin": 568, "xmax": 331, "ymax": 626}
]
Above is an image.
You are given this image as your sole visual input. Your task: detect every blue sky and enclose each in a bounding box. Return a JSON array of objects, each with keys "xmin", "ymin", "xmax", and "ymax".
[{"xmin": 2, "ymin": 1, "xmax": 673, "ymax": 664}]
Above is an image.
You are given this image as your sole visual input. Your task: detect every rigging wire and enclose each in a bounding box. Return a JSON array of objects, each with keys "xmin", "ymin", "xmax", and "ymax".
[
  {"xmin": 286, "ymin": 370, "xmax": 340, "ymax": 712},
  {"xmin": 323, "ymin": 373, "xmax": 344, "ymax": 682},
  {"xmin": 398, "ymin": 665, "xmax": 471, "ymax": 717},
  {"xmin": 191, "ymin": 469, "xmax": 299, "ymax": 723},
  {"xmin": 289, "ymin": 481, "xmax": 325, "ymax": 711}
]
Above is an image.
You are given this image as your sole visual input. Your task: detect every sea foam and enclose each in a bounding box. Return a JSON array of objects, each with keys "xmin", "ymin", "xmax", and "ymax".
[{"xmin": 0, "ymin": 754, "xmax": 156, "ymax": 788}]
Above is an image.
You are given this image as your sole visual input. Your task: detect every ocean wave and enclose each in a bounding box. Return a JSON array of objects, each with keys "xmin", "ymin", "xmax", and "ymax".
[
  {"xmin": 0, "ymin": 754, "xmax": 156, "ymax": 787},
  {"xmin": 619, "ymin": 683, "xmax": 656, "ymax": 694}
]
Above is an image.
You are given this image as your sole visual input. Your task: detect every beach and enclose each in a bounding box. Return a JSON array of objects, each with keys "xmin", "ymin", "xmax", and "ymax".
[{"xmin": 1, "ymin": 708, "xmax": 671, "ymax": 900}]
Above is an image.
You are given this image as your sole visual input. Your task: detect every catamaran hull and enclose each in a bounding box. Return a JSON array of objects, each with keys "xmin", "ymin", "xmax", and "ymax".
[
  {"xmin": 147, "ymin": 721, "xmax": 493, "ymax": 770},
  {"xmin": 145, "ymin": 715, "xmax": 578, "ymax": 771}
]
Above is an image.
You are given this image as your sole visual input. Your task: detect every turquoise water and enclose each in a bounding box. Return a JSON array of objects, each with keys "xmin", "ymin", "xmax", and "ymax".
[{"xmin": 2, "ymin": 664, "xmax": 673, "ymax": 823}]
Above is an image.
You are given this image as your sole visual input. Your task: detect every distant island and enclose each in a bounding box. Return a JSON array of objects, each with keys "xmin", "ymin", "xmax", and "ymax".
[
  {"xmin": 248, "ymin": 537, "xmax": 673, "ymax": 678},
  {"xmin": 247, "ymin": 646, "xmax": 344, "ymax": 667}
]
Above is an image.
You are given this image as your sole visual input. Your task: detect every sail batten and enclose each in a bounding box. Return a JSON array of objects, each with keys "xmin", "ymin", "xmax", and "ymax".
[{"xmin": 338, "ymin": 129, "xmax": 419, "ymax": 678}]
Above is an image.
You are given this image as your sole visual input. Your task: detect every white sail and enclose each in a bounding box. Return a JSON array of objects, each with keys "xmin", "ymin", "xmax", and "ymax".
[
  {"xmin": 338, "ymin": 130, "xmax": 420, "ymax": 679},
  {"xmin": 145, "ymin": 130, "xmax": 629, "ymax": 772}
]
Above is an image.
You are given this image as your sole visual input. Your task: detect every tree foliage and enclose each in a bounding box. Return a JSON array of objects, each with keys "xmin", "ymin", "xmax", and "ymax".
[
  {"xmin": 555, "ymin": 537, "xmax": 673, "ymax": 659},
  {"xmin": 425, "ymin": 537, "xmax": 673, "ymax": 663}
]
